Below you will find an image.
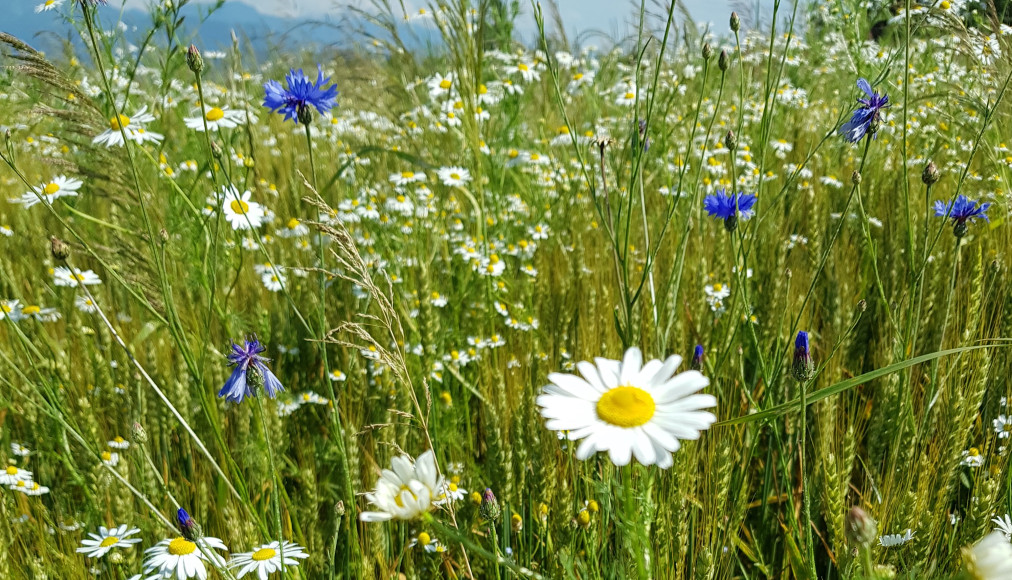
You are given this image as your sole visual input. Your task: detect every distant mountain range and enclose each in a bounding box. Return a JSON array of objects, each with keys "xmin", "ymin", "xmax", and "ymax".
[{"xmin": 4, "ymin": 1, "xmax": 367, "ymax": 56}]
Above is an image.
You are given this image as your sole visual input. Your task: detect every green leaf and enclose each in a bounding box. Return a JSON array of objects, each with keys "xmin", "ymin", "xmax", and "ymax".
[{"xmin": 716, "ymin": 342, "xmax": 1011, "ymax": 427}]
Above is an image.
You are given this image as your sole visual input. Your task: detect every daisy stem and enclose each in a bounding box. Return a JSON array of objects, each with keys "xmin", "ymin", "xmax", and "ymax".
[{"xmin": 424, "ymin": 515, "xmax": 544, "ymax": 580}]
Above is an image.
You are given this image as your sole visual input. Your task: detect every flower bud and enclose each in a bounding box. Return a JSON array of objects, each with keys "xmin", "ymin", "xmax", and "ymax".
[
  {"xmin": 511, "ymin": 513, "xmax": 523, "ymax": 532},
  {"xmin": 691, "ymin": 345, "xmax": 704, "ymax": 371},
  {"xmin": 725, "ymin": 129, "xmax": 737, "ymax": 152},
  {"xmin": 210, "ymin": 141, "xmax": 223, "ymax": 160},
  {"xmin": 131, "ymin": 421, "xmax": 148, "ymax": 444},
  {"xmin": 730, "ymin": 12, "xmax": 740, "ymax": 32},
  {"xmin": 186, "ymin": 44, "xmax": 204, "ymax": 75},
  {"xmin": 922, "ymin": 161, "xmax": 939, "ymax": 186},
  {"xmin": 846, "ymin": 506, "xmax": 877, "ymax": 548},
  {"xmin": 857, "ymin": 299, "xmax": 867, "ymax": 313},
  {"xmin": 177, "ymin": 508, "xmax": 200, "ymax": 541},
  {"xmin": 718, "ymin": 49, "xmax": 729, "ymax": 72},
  {"xmin": 50, "ymin": 236, "xmax": 70, "ymax": 261},
  {"xmin": 954, "ymin": 221, "xmax": 968, "ymax": 239},
  {"xmin": 702, "ymin": 42, "xmax": 713, "ymax": 60},
  {"xmin": 792, "ymin": 331, "xmax": 814, "ymax": 382},
  {"xmin": 851, "ymin": 170, "xmax": 862, "ymax": 186},
  {"xmin": 723, "ymin": 214, "xmax": 738, "ymax": 233},
  {"xmin": 480, "ymin": 488, "xmax": 501, "ymax": 523},
  {"xmin": 298, "ymin": 105, "xmax": 313, "ymax": 126},
  {"xmin": 576, "ymin": 509, "xmax": 591, "ymax": 528}
]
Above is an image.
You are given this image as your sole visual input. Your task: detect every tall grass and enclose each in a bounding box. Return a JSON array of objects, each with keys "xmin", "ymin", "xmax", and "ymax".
[{"xmin": 0, "ymin": 0, "xmax": 1010, "ymax": 578}]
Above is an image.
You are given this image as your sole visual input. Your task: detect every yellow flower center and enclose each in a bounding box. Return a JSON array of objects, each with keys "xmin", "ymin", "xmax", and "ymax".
[
  {"xmin": 99, "ymin": 536, "xmax": 120, "ymax": 548},
  {"xmin": 940, "ymin": 0, "xmax": 950, "ymax": 8},
  {"xmin": 114, "ymin": 436, "xmax": 125, "ymax": 443},
  {"xmin": 439, "ymin": 79, "xmax": 452, "ymax": 90},
  {"xmin": 450, "ymin": 173, "xmax": 460, "ymax": 180},
  {"xmin": 74, "ymin": 273, "xmax": 87, "ymax": 281},
  {"xmin": 5, "ymin": 466, "xmax": 17, "ymax": 475},
  {"xmin": 23, "ymin": 306, "xmax": 40, "ymax": 315},
  {"xmin": 395, "ymin": 485, "xmax": 418, "ymax": 507},
  {"xmin": 287, "ymin": 218, "xmax": 300, "ymax": 229},
  {"xmin": 968, "ymin": 447, "xmax": 979, "ymax": 456},
  {"xmin": 43, "ymin": 182, "xmax": 60, "ymax": 195},
  {"xmin": 230, "ymin": 199, "xmax": 249, "ymax": 214},
  {"xmin": 205, "ymin": 107, "xmax": 225, "ymax": 121},
  {"xmin": 168, "ymin": 537, "xmax": 196, "ymax": 556},
  {"xmin": 401, "ymin": 171, "xmax": 414, "ymax": 179},
  {"xmin": 417, "ymin": 532, "xmax": 431, "ymax": 546},
  {"xmin": 109, "ymin": 114, "xmax": 131, "ymax": 130},
  {"xmin": 518, "ymin": 63, "xmax": 529, "ymax": 71},
  {"xmin": 46, "ymin": 0, "xmax": 56, "ymax": 5},
  {"xmin": 596, "ymin": 386, "xmax": 656, "ymax": 427},
  {"xmin": 251, "ymin": 547, "xmax": 276, "ymax": 561},
  {"xmin": 624, "ymin": 92, "xmax": 635, "ymax": 100}
]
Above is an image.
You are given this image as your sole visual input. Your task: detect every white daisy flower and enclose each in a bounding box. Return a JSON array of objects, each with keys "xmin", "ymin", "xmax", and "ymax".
[
  {"xmin": 11, "ymin": 175, "xmax": 83, "ymax": 208},
  {"xmin": 35, "ymin": 0, "xmax": 64, "ymax": 12},
  {"xmin": 537, "ymin": 347, "xmax": 717, "ymax": 468},
  {"xmin": 261, "ymin": 269, "xmax": 286, "ymax": 292},
  {"xmin": 408, "ymin": 531, "xmax": 445, "ymax": 553},
  {"xmin": 389, "ymin": 171, "xmax": 426, "ymax": 186},
  {"xmin": 993, "ymin": 414, "xmax": 1012, "ymax": 438},
  {"xmin": 101, "ymin": 451, "xmax": 119, "ymax": 467},
  {"xmin": 434, "ymin": 480, "xmax": 467, "ymax": 505},
  {"xmin": 11, "ymin": 443, "xmax": 31, "ymax": 457},
  {"xmin": 328, "ymin": 370, "xmax": 347, "ymax": 382},
  {"xmin": 76, "ymin": 524, "xmax": 142, "ymax": 558},
  {"xmin": 0, "ymin": 465, "xmax": 32, "ymax": 485},
  {"xmin": 229, "ymin": 540, "xmax": 309, "ymax": 579},
  {"xmin": 963, "ymin": 531, "xmax": 1012, "ymax": 579},
  {"xmin": 184, "ymin": 106, "xmax": 246, "ymax": 132},
  {"xmin": 53, "ymin": 266, "xmax": 103, "ymax": 287},
  {"xmin": 108, "ymin": 436, "xmax": 130, "ymax": 450},
  {"xmin": 0, "ymin": 224, "xmax": 12, "ymax": 236},
  {"xmin": 93, "ymin": 106, "xmax": 161, "ymax": 147},
  {"xmin": 0, "ymin": 300, "xmax": 25, "ymax": 322},
  {"xmin": 75, "ymin": 295, "xmax": 99, "ymax": 313},
  {"xmin": 360, "ymin": 449, "xmax": 444, "ymax": 522},
  {"xmin": 992, "ymin": 514, "xmax": 1012, "ymax": 540},
  {"xmin": 426, "ymin": 72, "xmax": 455, "ymax": 97},
  {"xmin": 878, "ymin": 529, "xmax": 915, "ymax": 547},
  {"xmin": 221, "ymin": 187, "xmax": 265, "ymax": 230},
  {"xmin": 11, "ymin": 480, "xmax": 50, "ymax": 495},
  {"xmin": 437, "ymin": 166, "xmax": 471, "ymax": 186},
  {"xmin": 276, "ymin": 218, "xmax": 309, "ymax": 238},
  {"xmin": 142, "ymin": 536, "xmax": 228, "ymax": 579}
]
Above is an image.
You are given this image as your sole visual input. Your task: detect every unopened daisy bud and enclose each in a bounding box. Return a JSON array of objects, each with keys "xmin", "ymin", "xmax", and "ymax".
[
  {"xmin": 176, "ymin": 508, "xmax": 199, "ymax": 541},
  {"xmin": 691, "ymin": 345, "xmax": 704, "ymax": 371},
  {"xmin": 851, "ymin": 170, "xmax": 861, "ymax": 186},
  {"xmin": 159, "ymin": 228, "xmax": 169, "ymax": 243},
  {"xmin": 846, "ymin": 506, "xmax": 877, "ymax": 547},
  {"xmin": 702, "ymin": 42, "xmax": 713, "ymax": 60},
  {"xmin": 50, "ymin": 236, "xmax": 70, "ymax": 261},
  {"xmin": 576, "ymin": 509, "xmax": 591, "ymax": 528},
  {"xmin": 730, "ymin": 11, "xmax": 740, "ymax": 32},
  {"xmin": 210, "ymin": 141, "xmax": 223, "ymax": 160},
  {"xmin": 718, "ymin": 49, "xmax": 729, "ymax": 72},
  {"xmin": 511, "ymin": 512, "xmax": 523, "ymax": 532},
  {"xmin": 186, "ymin": 44, "xmax": 204, "ymax": 74},
  {"xmin": 131, "ymin": 421, "xmax": 148, "ymax": 444},
  {"xmin": 480, "ymin": 488, "xmax": 501, "ymax": 523},
  {"xmin": 922, "ymin": 161, "xmax": 939, "ymax": 185},
  {"xmin": 792, "ymin": 331, "xmax": 814, "ymax": 382},
  {"xmin": 857, "ymin": 299, "xmax": 867, "ymax": 313},
  {"xmin": 335, "ymin": 501, "xmax": 345, "ymax": 517},
  {"xmin": 109, "ymin": 551, "xmax": 124, "ymax": 565},
  {"xmin": 586, "ymin": 499, "xmax": 599, "ymax": 512},
  {"xmin": 725, "ymin": 129, "xmax": 737, "ymax": 152},
  {"xmin": 538, "ymin": 503, "xmax": 548, "ymax": 522}
]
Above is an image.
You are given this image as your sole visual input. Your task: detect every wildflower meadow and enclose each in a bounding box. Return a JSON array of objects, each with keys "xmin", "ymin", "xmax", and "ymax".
[{"xmin": 2, "ymin": 0, "xmax": 1012, "ymax": 578}]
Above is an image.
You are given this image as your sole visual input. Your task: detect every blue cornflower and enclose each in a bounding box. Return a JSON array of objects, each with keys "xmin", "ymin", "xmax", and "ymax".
[
  {"xmin": 219, "ymin": 337, "xmax": 284, "ymax": 403},
  {"xmin": 792, "ymin": 331, "xmax": 814, "ymax": 382},
  {"xmin": 262, "ymin": 66, "xmax": 339, "ymax": 124},
  {"xmin": 934, "ymin": 195, "xmax": 991, "ymax": 238},
  {"xmin": 690, "ymin": 345, "xmax": 704, "ymax": 371},
  {"xmin": 177, "ymin": 508, "xmax": 198, "ymax": 541},
  {"xmin": 839, "ymin": 78, "xmax": 889, "ymax": 143},
  {"xmin": 703, "ymin": 188, "xmax": 758, "ymax": 232}
]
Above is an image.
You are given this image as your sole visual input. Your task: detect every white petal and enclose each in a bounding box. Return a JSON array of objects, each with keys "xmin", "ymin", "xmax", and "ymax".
[{"xmin": 619, "ymin": 347, "xmax": 643, "ymax": 384}]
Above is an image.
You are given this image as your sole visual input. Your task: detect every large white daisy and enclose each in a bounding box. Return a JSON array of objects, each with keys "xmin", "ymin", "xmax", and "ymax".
[
  {"xmin": 537, "ymin": 347, "xmax": 716, "ymax": 469},
  {"xmin": 359, "ymin": 449, "xmax": 443, "ymax": 522},
  {"xmin": 93, "ymin": 106, "xmax": 161, "ymax": 147},
  {"xmin": 11, "ymin": 175, "xmax": 83, "ymax": 208},
  {"xmin": 184, "ymin": 106, "xmax": 247, "ymax": 132},
  {"xmin": 76, "ymin": 524, "xmax": 142, "ymax": 558},
  {"xmin": 220, "ymin": 187, "xmax": 266, "ymax": 230},
  {"xmin": 964, "ymin": 531, "xmax": 1012, "ymax": 580},
  {"xmin": 229, "ymin": 540, "xmax": 309, "ymax": 579},
  {"xmin": 143, "ymin": 535, "xmax": 228, "ymax": 580}
]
